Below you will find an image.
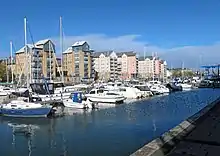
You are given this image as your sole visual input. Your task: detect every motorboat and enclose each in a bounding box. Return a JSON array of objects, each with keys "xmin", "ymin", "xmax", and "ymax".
[
  {"xmin": 176, "ymin": 83, "xmax": 192, "ymax": 91},
  {"xmin": 166, "ymin": 83, "xmax": 183, "ymax": 92},
  {"xmin": 30, "ymin": 83, "xmax": 72, "ymax": 102},
  {"xmin": 85, "ymin": 89, "xmax": 125, "ymax": 104},
  {"xmin": 0, "ymin": 86, "xmax": 13, "ymax": 96},
  {"xmin": 108, "ymin": 87, "xmax": 142, "ymax": 99},
  {"xmin": 62, "ymin": 92, "xmax": 95, "ymax": 109},
  {"xmin": 150, "ymin": 85, "xmax": 170, "ymax": 94},
  {"xmin": 133, "ymin": 85, "xmax": 153, "ymax": 97},
  {"xmin": 0, "ymin": 100, "xmax": 53, "ymax": 117}
]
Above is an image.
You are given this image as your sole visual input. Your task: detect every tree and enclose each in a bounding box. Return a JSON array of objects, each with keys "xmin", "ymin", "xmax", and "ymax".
[
  {"xmin": 0, "ymin": 63, "xmax": 6, "ymax": 82},
  {"xmin": 172, "ymin": 69, "xmax": 195, "ymax": 78}
]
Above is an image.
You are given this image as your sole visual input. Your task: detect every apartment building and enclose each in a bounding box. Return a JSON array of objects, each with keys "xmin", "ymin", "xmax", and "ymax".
[
  {"xmin": 15, "ymin": 39, "xmax": 56, "ymax": 83},
  {"xmin": 138, "ymin": 56, "xmax": 155, "ymax": 78},
  {"xmin": 62, "ymin": 41, "xmax": 94, "ymax": 83},
  {"xmin": 138, "ymin": 55, "xmax": 167, "ymax": 81},
  {"xmin": 93, "ymin": 51, "xmax": 119, "ymax": 81},
  {"xmin": 93, "ymin": 51, "xmax": 138, "ymax": 81},
  {"xmin": 117, "ymin": 51, "xmax": 138, "ymax": 80}
]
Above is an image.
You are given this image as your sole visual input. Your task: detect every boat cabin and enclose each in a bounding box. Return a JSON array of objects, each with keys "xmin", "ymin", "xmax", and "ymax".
[
  {"xmin": 71, "ymin": 92, "xmax": 83, "ymax": 103},
  {"xmin": 89, "ymin": 89, "xmax": 105, "ymax": 94}
]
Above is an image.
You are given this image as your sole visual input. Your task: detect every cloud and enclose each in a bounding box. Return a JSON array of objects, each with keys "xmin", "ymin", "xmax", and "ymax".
[{"xmin": 52, "ymin": 34, "xmax": 220, "ymax": 68}]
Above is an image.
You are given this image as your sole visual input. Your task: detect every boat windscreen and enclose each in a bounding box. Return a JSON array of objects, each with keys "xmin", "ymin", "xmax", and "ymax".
[{"xmin": 30, "ymin": 83, "xmax": 54, "ymax": 95}]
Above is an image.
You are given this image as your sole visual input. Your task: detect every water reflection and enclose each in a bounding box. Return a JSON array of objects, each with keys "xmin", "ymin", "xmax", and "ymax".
[
  {"xmin": 0, "ymin": 89, "xmax": 219, "ymax": 156},
  {"xmin": 9, "ymin": 123, "xmax": 39, "ymax": 156}
]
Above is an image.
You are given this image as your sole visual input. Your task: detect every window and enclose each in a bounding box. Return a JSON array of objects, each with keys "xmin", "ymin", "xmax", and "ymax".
[
  {"xmin": 90, "ymin": 91, "xmax": 95, "ymax": 94},
  {"xmin": 119, "ymin": 88, "xmax": 126, "ymax": 92},
  {"xmin": 97, "ymin": 90, "xmax": 104, "ymax": 94}
]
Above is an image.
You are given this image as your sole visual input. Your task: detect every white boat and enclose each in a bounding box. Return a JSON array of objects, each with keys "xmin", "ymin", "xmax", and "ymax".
[
  {"xmin": 177, "ymin": 83, "xmax": 192, "ymax": 91},
  {"xmin": 104, "ymin": 82, "xmax": 123, "ymax": 91},
  {"xmin": 0, "ymin": 86, "xmax": 13, "ymax": 96},
  {"xmin": 85, "ymin": 89, "xmax": 125, "ymax": 104},
  {"xmin": 108, "ymin": 87, "xmax": 142, "ymax": 99},
  {"xmin": 133, "ymin": 85, "xmax": 153, "ymax": 97},
  {"xmin": 1, "ymin": 100, "xmax": 53, "ymax": 117},
  {"xmin": 63, "ymin": 92, "xmax": 94, "ymax": 109},
  {"xmin": 150, "ymin": 85, "xmax": 169, "ymax": 94},
  {"xmin": 30, "ymin": 82, "xmax": 72, "ymax": 102}
]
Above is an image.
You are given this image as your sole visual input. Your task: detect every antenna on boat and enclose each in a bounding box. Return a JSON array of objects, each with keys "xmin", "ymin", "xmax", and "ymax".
[
  {"xmin": 10, "ymin": 41, "xmax": 14, "ymax": 84},
  {"xmin": 60, "ymin": 16, "xmax": 64, "ymax": 83}
]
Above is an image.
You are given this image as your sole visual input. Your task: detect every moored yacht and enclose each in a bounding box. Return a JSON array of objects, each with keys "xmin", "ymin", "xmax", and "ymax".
[
  {"xmin": 108, "ymin": 87, "xmax": 142, "ymax": 99},
  {"xmin": 62, "ymin": 92, "xmax": 94, "ymax": 109},
  {"xmin": 176, "ymin": 83, "xmax": 192, "ymax": 91},
  {"xmin": 150, "ymin": 85, "xmax": 170, "ymax": 94},
  {"xmin": 1, "ymin": 100, "xmax": 53, "ymax": 117},
  {"xmin": 30, "ymin": 82, "xmax": 72, "ymax": 102},
  {"xmin": 85, "ymin": 89, "xmax": 125, "ymax": 104}
]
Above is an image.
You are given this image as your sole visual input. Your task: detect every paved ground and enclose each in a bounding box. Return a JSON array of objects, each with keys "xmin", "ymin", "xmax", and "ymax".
[{"xmin": 167, "ymin": 103, "xmax": 220, "ymax": 156}]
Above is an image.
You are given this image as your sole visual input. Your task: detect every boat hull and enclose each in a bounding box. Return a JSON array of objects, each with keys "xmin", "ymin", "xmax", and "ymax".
[
  {"xmin": 63, "ymin": 99, "xmax": 89, "ymax": 109},
  {"xmin": 0, "ymin": 107, "xmax": 52, "ymax": 118},
  {"xmin": 86, "ymin": 96, "xmax": 125, "ymax": 104}
]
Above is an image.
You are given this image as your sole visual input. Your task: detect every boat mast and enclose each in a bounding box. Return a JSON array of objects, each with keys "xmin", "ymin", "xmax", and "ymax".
[
  {"xmin": 181, "ymin": 61, "xmax": 184, "ymax": 80},
  {"xmin": 60, "ymin": 16, "xmax": 64, "ymax": 83},
  {"xmin": 24, "ymin": 17, "xmax": 29, "ymax": 89},
  {"xmin": 10, "ymin": 41, "xmax": 14, "ymax": 83},
  {"xmin": 6, "ymin": 58, "xmax": 9, "ymax": 83},
  {"xmin": 49, "ymin": 41, "xmax": 52, "ymax": 81}
]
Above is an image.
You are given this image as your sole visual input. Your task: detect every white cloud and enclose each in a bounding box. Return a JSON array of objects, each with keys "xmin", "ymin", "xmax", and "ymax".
[{"xmin": 52, "ymin": 34, "xmax": 220, "ymax": 68}]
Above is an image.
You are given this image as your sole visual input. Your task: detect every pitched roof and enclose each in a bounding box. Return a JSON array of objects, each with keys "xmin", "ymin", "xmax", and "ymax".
[
  {"xmin": 16, "ymin": 44, "xmax": 35, "ymax": 54},
  {"xmin": 92, "ymin": 51, "xmax": 114, "ymax": 58},
  {"xmin": 35, "ymin": 39, "xmax": 50, "ymax": 45},
  {"xmin": 138, "ymin": 56, "xmax": 145, "ymax": 61},
  {"xmin": 138, "ymin": 56, "xmax": 155, "ymax": 61},
  {"xmin": 15, "ymin": 39, "xmax": 53, "ymax": 54},
  {"xmin": 116, "ymin": 51, "xmax": 136, "ymax": 57},
  {"xmin": 62, "ymin": 47, "xmax": 72, "ymax": 54},
  {"xmin": 72, "ymin": 41, "xmax": 86, "ymax": 47}
]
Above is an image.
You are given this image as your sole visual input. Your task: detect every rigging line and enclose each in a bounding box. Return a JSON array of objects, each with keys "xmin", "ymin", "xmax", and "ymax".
[
  {"xmin": 27, "ymin": 20, "xmax": 36, "ymax": 47},
  {"xmin": 12, "ymin": 43, "xmax": 22, "ymax": 72}
]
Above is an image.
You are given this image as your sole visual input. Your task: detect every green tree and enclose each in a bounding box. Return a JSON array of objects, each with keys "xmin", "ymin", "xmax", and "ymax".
[
  {"xmin": 0, "ymin": 63, "xmax": 6, "ymax": 82},
  {"xmin": 172, "ymin": 70, "xmax": 182, "ymax": 77}
]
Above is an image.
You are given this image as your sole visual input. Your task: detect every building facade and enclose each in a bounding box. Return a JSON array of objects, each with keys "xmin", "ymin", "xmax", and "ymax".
[
  {"xmin": 93, "ymin": 51, "xmax": 119, "ymax": 81},
  {"xmin": 62, "ymin": 41, "xmax": 94, "ymax": 83},
  {"xmin": 93, "ymin": 51, "xmax": 138, "ymax": 81},
  {"xmin": 15, "ymin": 39, "xmax": 56, "ymax": 83},
  {"xmin": 138, "ymin": 55, "xmax": 167, "ymax": 82}
]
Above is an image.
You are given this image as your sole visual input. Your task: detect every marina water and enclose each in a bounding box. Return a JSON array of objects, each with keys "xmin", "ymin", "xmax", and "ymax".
[{"xmin": 0, "ymin": 88, "xmax": 220, "ymax": 156}]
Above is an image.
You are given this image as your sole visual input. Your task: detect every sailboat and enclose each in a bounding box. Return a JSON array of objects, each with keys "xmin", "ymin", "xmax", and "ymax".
[
  {"xmin": 30, "ymin": 17, "xmax": 77, "ymax": 102},
  {"xmin": 0, "ymin": 17, "xmax": 53, "ymax": 118}
]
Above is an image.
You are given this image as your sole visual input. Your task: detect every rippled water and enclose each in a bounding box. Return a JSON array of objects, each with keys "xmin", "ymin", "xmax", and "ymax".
[{"xmin": 0, "ymin": 89, "xmax": 220, "ymax": 156}]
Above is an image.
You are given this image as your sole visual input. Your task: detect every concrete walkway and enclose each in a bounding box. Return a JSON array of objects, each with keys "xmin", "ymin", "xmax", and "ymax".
[{"xmin": 167, "ymin": 102, "xmax": 220, "ymax": 156}]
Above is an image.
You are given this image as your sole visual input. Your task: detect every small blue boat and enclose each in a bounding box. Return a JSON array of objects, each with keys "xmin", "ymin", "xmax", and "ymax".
[{"xmin": 0, "ymin": 100, "xmax": 52, "ymax": 118}]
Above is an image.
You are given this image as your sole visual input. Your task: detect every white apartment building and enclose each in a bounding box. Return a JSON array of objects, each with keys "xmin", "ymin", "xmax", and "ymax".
[
  {"xmin": 138, "ymin": 56, "xmax": 155, "ymax": 78},
  {"xmin": 93, "ymin": 51, "xmax": 119, "ymax": 81},
  {"xmin": 138, "ymin": 56, "xmax": 167, "ymax": 81}
]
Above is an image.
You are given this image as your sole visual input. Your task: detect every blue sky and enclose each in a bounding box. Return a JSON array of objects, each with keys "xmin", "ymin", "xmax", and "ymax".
[{"xmin": 1, "ymin": 0, "xmax": 220, "ymax": 67}]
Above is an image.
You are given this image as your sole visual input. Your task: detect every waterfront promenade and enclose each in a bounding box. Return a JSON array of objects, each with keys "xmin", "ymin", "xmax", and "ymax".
[{"xmin": 131, "ymin": 97, "xmax": 220, "ymax": 156}]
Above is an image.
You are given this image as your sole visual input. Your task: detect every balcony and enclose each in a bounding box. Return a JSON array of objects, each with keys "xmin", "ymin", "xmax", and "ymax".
[
  {"xmin": 84, "ymin": 60, "xmax": 88, "ymax": 64},
  {"xmin": 32, "ymin": 64, "xmax": 42, "ymax": 68},
  {"xmin": 47, "ymin": 58, "xmax": 53, "ymax": 62}
]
